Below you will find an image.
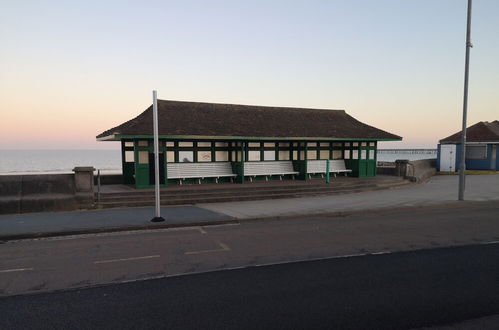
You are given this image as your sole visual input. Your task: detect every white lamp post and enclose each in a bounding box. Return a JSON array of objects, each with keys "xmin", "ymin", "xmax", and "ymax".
[
  {"xmin": 151, "ymin": 90, "xmax": 165, "ymax": 222},
  {"xmin": 458, "ymin": 0, "xmax": 473, "ymax": 201}
]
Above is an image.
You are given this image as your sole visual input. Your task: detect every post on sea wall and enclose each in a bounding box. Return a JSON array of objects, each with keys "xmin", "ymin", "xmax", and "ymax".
[
  {"xmin": 73, "ymin": 167, "xmax": 95, "ymax": 206},
  {"xmin": 395, "ymin": 160, "xmax": 409, "ymax": 177}
]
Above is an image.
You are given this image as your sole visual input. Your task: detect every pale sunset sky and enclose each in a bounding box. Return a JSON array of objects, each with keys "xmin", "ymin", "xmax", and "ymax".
[{"xmin": 1, "ymin": 0, "xmax": 498, "ymax": 150}]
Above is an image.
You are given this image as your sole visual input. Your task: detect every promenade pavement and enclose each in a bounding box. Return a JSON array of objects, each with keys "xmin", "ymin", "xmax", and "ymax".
[
  {"xmin": 0, "ymin": 174, "xmax": 498, "ymax": 240},
  {"xmin": 200, "ymin": 174, "xmax": 499, "ymax": 218}
]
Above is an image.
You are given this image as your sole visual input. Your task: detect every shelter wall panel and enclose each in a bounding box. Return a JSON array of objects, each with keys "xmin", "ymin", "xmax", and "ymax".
[{"xmin": 292, "ymin": 160, "xmax": 307, "ymax": 180}]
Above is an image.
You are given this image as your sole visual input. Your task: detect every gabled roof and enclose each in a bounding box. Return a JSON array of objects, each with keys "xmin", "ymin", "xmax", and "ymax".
[
  {"xmin": 97, "ymin": 100, "xmax": 402, "ymax": 141},
  {"xmin": 440, "ymin": 120, "xmax": 499, "ymax": 143}
]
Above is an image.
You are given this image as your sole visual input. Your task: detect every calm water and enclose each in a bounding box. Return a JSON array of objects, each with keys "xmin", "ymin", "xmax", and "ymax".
[
  {"xmin": 0, "ymin": 150, "xmax": 122, "ymax": 174},
  {"xmin": 0, "ymin": 149, "xmax": 437, "ymax": 174}
]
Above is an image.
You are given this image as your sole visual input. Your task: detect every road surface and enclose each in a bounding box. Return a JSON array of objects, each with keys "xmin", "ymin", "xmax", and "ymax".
[
  {"xmin": 1, "ymin": 204, "xmax": 499, "ymax": 328},
  {"xmin": 2, "ymin": 243, "xmax": 499, "ymax": 329},
  {"xmin": 1, "ymin": 203, "xmax": 499, "ymax": 296}
]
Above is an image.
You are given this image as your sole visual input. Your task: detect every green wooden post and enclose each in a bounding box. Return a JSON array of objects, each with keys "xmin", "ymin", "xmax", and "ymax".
[
  {"xmin": 304, "ymin": 143, "xmax": 308, "ymax": 180},
  {"xmin": 120, "ymin": 140, "xmax": 125, "ymax": 183},
  {"xmin": 239, "ymin": 142, "xmax": 245, "ymax": 183},
  {"xmin": 326, "ymin": 159, "xmax": 330, "ymax": 183},
  {"xmin": 167, "ymin": 141, "xmax": 168, "ymax": 187}
]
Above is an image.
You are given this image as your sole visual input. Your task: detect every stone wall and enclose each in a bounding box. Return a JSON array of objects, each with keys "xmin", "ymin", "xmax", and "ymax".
[
  {"xmin": 394, "ymin": 159, "xmax": 437, "ymax": 183},
  {"xmin": 94, "ymin": 174, "xmax": 123, "ymax": 185},
  {"xmin": 377, "ymin": 159, "xmax": 436, "ymax": 182},
  {"xmin": 407, "ymin": 159, "xmax": 437, "ymax": 182},
  {"xmin": 376, "ymin": 163, "xmax": 396, "ymax": 176},
  {"xmin": 0, "ymin": 169, "xmax": 95, "ymax": 215},
  {"xmin": 0, "ymin": 174, "xmax": 77, "ymax": 214}
]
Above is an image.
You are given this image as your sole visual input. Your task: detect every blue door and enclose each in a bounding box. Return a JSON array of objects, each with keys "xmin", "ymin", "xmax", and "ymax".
[{"xmin": 491, "ymin": 145, "xmax": 497, "ymax": 170}]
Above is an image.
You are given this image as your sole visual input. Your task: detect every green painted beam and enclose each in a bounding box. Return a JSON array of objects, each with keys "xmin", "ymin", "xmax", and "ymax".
[{"xmin": 109, "ymin": 134, "xmax": 401, "ymax": 142}]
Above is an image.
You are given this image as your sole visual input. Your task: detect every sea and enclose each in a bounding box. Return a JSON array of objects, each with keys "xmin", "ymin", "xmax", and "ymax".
[
  {"xmin": 0, "ymin": 150, "xmax": 122, "ymax": 175},
  {"xmin": 0, "ymin": 149, "xmax": 437, "ymax": 175}
]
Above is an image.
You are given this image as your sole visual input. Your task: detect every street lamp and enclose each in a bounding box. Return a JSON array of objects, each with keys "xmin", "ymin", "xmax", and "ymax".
[
  {"xmin": 458, "ymin": 0, "xmax": 473, "ymax": 201},
  {"xmin": 151, "ymin": 90, "xmax": 165, "ymax": 222}
]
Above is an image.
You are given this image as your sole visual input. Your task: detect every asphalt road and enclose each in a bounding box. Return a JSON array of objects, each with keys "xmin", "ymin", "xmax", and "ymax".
[
  {"xmin": 1, "ymin": 203, "xmax": 499, "ymax": 296},
  {"xmin": 2, "ymin": 243, "xmax": 499, "ymax": 330}
]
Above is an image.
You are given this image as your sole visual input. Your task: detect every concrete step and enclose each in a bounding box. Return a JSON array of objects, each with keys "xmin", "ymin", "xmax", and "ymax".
[
  {"xmin": 97, "ymin": 183, "xmax": 382, "ymax": 202},
  {"xmin": 98, "ymin": 177, "xmax": 410, "ymax": 196},
  {"xmin": 96, "ymin": 180, "xmax": 411, "ymax": 209},
  {"xmin": 97, "ymin": 178, "xmax": 407, "ymax": 199}
]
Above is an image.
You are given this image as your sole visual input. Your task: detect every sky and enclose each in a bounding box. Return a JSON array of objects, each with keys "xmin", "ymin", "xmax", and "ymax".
[{"xmin": 1, "ymin": 0, "xmax": 498, "ymax": 150}]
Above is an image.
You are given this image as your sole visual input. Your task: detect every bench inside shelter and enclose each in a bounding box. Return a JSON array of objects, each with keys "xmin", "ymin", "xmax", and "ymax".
[
  {"xmin": 167, "ymin": 162, "xmax": 236, "ymax": 184},
  {"xmin": 244, "ymin": 161, "xmax": 299, "ymax": 181},
  {"xmin": 307, "ymin": 159, "xmax": 352, "ymax": 177}
]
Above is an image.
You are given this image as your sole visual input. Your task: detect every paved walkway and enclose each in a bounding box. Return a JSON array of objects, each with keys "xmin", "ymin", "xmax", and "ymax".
[
  {"xmin": 0, "ymin": 175, "xmax": 498, "ymax": 240},
  {"xmin": 0, "ymin": 206, "xmax": 234, "ymax": 239},
  {"xmin": 200, "ymin": 174, "xmax": 499, "ymax": 218}
]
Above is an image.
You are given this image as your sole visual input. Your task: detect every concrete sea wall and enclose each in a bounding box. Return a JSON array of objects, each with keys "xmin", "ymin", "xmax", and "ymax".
[
  {"xmin": 403, "ymin": 159, "xmax": 437, "ymax": 183},
  {"xmin": 94, "ymin": 174, "xmax": 122, "ymax": 185},
  {"xmin": 0, "ymin": 174, "xmax": 78, "ymax": 214},
  {"xmin": 0, "ymin": 167, "xmax": 95, "ymax": 215},
  {"xmin": 377, "ymin": 159, "xmax": 436, "ymax": 183}
]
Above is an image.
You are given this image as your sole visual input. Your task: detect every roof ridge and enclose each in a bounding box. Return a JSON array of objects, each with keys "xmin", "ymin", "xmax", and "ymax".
[
  {"xmin": 484, "ymin": 120, "xmax": 499, "ymax": 136},
  {"xmin": 157, "ymin": 99, "xmax": 346, "ymax": 113},
  {"xmin": 440, "ymin": 120, "xmax": 499, "ymax": 143}
]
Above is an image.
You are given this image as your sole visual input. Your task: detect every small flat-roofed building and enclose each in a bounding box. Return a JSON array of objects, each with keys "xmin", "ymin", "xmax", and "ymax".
[
  {"xmin": 97, "ymin": 100, "xmax": 401, "ymax": 188},
  {"xmin": 438, "ymin": 120, "xmax": 499, "ymax": 172}
]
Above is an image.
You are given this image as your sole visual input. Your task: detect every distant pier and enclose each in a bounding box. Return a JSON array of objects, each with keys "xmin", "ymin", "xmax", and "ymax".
[{"xmin": 377, "ymin": 149, "xmax": 437, "ymax": 155}]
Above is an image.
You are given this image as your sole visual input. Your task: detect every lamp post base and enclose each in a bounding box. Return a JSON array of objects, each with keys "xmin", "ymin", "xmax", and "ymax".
[{"xmin": 151, "ymin": 217, "xmax": 165, "ymax": 222}]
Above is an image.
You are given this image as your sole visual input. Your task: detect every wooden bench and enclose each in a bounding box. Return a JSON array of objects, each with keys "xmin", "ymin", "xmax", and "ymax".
[
  {"xmin": 307, "ymin": 159, "xmax": 352, "ymax": 177},
  {"xmin": 330, "ymin": 159, "xmax": 352, "ymax": 176},
  {"xmin": 244, "ymin": 161, "xmax": 299, "ymax": 181},
  {"xmin": 307, "ymin": 160, "xmax": 327, "ymax": 178},
  {"xmin": 167, "ymin": 162, "xmax": 236, "ymax": 184}
]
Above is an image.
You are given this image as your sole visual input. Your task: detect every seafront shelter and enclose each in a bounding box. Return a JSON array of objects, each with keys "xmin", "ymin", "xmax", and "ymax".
[
  {"xmin": 437, "ymin": 120, "xmax": 499, "ymax": 172},
  {"xmin": 97, "ymin": 100, "xmax": 401, "ymax": 188}
]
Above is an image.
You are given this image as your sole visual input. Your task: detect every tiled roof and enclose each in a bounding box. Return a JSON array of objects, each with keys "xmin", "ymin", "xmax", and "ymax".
[
  {"xmin": 97, "ymin": 100, "xmax": 401, "ymax": 141},
  {"xmin": 440, "ymin": 120, "xmax": 499, "ymax": 143}
]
